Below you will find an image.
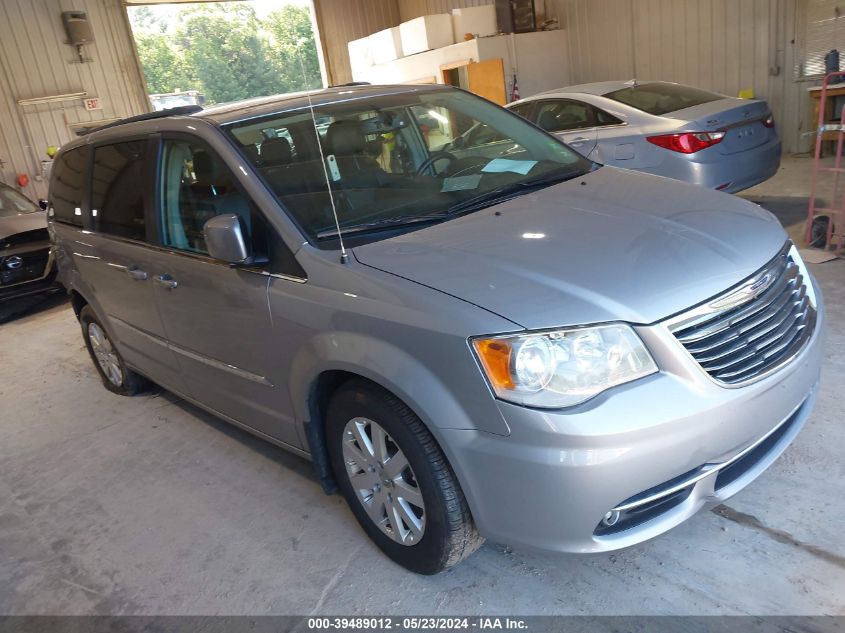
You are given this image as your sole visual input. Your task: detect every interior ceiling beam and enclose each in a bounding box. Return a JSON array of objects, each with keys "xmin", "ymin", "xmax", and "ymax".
[{"xmin": 123, "ymin": 1, "xmax": 240, "ymax": 4}]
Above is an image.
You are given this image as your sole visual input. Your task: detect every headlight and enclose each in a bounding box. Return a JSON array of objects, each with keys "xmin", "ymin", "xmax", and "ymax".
[{"xmin": 471, "ymin": 324, "xmax": 658, "ymax": 408}]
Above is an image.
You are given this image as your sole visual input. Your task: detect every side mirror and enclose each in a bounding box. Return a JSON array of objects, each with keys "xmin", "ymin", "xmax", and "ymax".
[
  {"xmin": 38, "ymin": 199, "xmax": 49, "ymax": 211},
  {"xmin": 203, "ymin": 214, "xmax": 248, "ymax": 264}
]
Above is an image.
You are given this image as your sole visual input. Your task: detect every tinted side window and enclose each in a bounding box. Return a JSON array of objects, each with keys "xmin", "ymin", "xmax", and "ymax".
[
  {"xmin": 50, "ymin": 146, "xmax": 89, "ymax": 226},
  {"xmin": 594, "ymin": 107, "xmax": 623, "ymax": 126},
  {"xmin": 535, "ymin": 101, "xmax": 592, "ymax": 132},
  {"xmin": 91, "ymin": 142, "xmax": 148, "ymax": 241},
  {"xmin": 159, "ymin": 138, "xmax": 305, "ymax": 278},
  {"xmin": 509, "ymin": 103, "xmax": 533, "ymax": 119}
]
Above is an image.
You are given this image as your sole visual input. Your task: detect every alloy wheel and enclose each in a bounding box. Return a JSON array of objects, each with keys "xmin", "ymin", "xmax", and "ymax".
[
  {"xmin": 88, "ymin": 322, "xmax": 123, "ymax": 387},
  {"xmin": 342, "ymin": 417, "xmax": 426, "ymax": 546}
]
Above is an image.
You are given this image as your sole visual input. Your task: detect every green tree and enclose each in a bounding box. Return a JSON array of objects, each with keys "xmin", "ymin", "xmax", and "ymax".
[
  {"xmin": 128, "ymin": 2, "xmax": 323, "ymax": 104},
  {"xmin": 265, "ymin": 6, "xmax": 322, "ymax": 91},
  {"xmin": 134, "ymin": 32, "xmax": 195, "ymax": 94},
  {"xmin": 129, "ymin": 6, "xmax": 166, "ymax": 33},
  {"xmin": 176, "ymin": 4, "xmax": 289, "ymax": 103}
]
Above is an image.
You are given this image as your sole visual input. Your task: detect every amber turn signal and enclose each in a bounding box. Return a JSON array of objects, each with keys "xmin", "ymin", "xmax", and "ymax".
[{"xmin": 472, "ymin": 338, "xmax": 514, "ymax": 389}]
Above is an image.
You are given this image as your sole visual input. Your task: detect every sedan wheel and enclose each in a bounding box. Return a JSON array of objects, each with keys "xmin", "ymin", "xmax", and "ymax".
[{"xmin": 342, "ymin": 417, "xmax": 425, "ymax": 546}]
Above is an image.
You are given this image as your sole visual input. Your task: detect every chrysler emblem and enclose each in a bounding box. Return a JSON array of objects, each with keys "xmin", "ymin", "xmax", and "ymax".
[
  {"xmin": 709, "ymin": 268, "xmax": 778, "ymax": 310},
  {"xmin": 5, "ymin": 255, "xmax": 23, "ymax": 270},
  {"xmin": 748, "ymin": 273, "xmax": 773, "ymax": 293}
]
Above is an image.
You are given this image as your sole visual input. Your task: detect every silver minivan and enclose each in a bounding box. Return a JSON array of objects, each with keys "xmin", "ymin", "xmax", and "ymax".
[{"xmin": 49, "ymin": 85, "xmax": 823, "ymax": 574}]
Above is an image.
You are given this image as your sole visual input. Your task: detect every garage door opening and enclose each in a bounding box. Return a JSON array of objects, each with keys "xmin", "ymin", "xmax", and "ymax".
[{"xmin": 126, "ymin": 0, "xmax": 324, "ymax": 109}]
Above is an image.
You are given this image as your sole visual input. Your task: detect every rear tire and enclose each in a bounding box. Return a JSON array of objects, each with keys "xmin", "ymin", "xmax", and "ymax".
[
  {"xmin": 326, "ymin": 379, "xmax": 483, "ymax": 574},
  {"xmin": 79, "ymin": 305, "xmax": 149, "ymax": 396}
]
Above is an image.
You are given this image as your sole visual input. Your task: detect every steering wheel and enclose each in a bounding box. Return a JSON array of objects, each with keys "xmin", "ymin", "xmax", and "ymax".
[{"xmin": 416, "ymin": 151, "xmax": 457, "ymax": 176}]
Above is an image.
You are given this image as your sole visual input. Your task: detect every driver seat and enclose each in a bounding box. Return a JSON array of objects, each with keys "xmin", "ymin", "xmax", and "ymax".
[{"xmin": 325, "ymin": 121, "xmax": 386, "ymax": 181}]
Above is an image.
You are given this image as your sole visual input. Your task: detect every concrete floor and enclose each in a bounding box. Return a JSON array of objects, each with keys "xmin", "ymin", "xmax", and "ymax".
[{"xmin": 1, "ymin": 156, "xmax": 844, "ymax": 616}]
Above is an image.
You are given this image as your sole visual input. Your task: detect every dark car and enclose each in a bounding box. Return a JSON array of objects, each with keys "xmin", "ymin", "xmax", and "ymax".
[{"xmin": 0, "ymin": 182, "xmax": 59, "ymax": 301}]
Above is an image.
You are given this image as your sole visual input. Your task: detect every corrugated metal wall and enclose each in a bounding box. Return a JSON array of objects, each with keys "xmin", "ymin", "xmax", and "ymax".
[
  {"xmin": 382, "ymin": 0, "xmax": 812, "ymax": 154},
  {"xmin": 313, "ymin": 0, "xmax": 403, "ymax": 85},
  {"xmin": 0, "ymin": 0, "xmax": 149, "ymax": 199},
  {"xmin": 398, "ymin": 0, "xmax": 492, "ymax": 22}
]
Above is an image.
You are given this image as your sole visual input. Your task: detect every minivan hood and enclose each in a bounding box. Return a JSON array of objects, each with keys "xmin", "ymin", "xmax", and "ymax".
[{"xmin": 354, "ymin": 167, "xmax": 787, "ymax": 330}]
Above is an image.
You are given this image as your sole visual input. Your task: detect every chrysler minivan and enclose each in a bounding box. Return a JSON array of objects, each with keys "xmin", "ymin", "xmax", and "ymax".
[{"xmin": 48, "ymin": 85, "xmax": 823, "ymax": 574}]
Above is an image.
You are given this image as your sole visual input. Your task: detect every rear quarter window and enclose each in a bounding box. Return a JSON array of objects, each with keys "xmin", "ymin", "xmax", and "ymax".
[
  {"xmin": 50, "ymin": 146, "xmax": 90, "ymax": 227},
  {"xmin": 604, "ymin": 82, "xmax": 724, "ymax": 116}
]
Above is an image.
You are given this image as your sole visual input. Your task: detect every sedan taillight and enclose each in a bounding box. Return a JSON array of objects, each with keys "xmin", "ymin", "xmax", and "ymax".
[
  {"xmin": 646, "ymin": 131, "xmax": 726, "ymax": 154},
  {"xmin": 763, "ymin": 114, "xmax": 775, "ymax": 128}
]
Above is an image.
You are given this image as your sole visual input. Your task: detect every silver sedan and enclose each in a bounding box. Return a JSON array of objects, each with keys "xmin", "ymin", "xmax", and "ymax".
[{"xmin": 508, "ymin": 80, "xmax": 781, "ymax": 193}]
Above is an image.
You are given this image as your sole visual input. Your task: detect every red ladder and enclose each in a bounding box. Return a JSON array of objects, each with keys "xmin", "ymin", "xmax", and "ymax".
[{"xmin": 806, "ymin": 71, "xmax": 845, "ymax": 254}]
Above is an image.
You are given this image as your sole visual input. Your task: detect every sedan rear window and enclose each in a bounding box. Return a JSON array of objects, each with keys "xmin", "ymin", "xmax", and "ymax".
[{"xmin": 604, "ymin": 82, "xmax": 723, "ymax": 116}]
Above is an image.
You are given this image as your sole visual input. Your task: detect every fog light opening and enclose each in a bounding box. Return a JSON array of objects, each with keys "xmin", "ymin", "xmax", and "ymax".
[{"xmin": 602, "ymin": 510, "xmax": 621, "ymax": 527}]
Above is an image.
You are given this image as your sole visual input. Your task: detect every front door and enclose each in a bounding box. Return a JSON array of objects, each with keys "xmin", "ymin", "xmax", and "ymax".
[{"xmin": 145, "ymin": 136, "xmax": 302, "ymax": 447}]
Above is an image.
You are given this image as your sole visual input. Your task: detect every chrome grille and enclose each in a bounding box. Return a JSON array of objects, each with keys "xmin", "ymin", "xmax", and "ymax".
[
  {"xmin": 0, "ymin": 248, "xmax": 51, "ymax": 287},
  {"xmin": 667, "ymin": 244, "xmax": 817, "ymax": 386}
]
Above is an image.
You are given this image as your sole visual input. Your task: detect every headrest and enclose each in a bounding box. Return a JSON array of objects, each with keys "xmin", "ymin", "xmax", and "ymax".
[
  {"xmin": 261, "ymin": 137, "xmax": 292, "ymax": 166},
  {"xmin": 241, "ymin": 144, "xmax": 260, "ymax": 163},
  {"xmin": 326, "ymin": 120, "xmax": 366, "ymax": 156},
  {"xmin": 538, "ymin": 110, "xmax": 558, "ymax": 131},
  {"xmin": 192, "ymin": 150, "xmax": 220, "ymax": 183}
]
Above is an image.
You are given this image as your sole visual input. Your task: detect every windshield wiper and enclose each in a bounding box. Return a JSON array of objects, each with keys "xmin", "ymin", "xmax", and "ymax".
[
  {"xmin": 316, "ymin": 212, "xmax": 450, "ymax": 239},
  {"xmin": 315, "ymin": 166, "xmax": 593, "ymax": 240},
  {"xmin": 443, "ymin": 167, "xmax": 589, "ymax": 216}
]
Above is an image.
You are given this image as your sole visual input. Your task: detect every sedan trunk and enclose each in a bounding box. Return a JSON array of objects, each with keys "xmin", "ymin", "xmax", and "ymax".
[{"xmin": 670, "ymin": 98, "xmax": 772, "ymax": 155}]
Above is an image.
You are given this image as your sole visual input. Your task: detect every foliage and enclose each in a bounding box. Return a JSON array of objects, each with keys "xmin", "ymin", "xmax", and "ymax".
[
  {"xmin": 128, "ymin": 3, "xmax": 323, "ymax": 104},
  {"xmin": 265, "ymin": 6, "xmax": 323, "ymax": 91},
  {"xmin": 134, "ymin": 32, "xmax": 193, "ymax": 95}
]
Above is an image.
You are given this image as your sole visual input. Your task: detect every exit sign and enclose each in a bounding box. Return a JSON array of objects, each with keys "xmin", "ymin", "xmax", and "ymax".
[{"xmin": 83, "ymin": 97, "xmax": 101, "ymax": 111}]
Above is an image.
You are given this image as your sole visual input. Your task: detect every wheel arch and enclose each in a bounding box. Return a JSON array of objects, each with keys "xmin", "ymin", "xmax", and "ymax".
[
  {"xmin": 303, "ymin": 367, "xmax": 447, "ymax": 496},
  {"xmin": 70, "ymin": 289, "xmax": 88, "ymax": 319},
  {"xmin": 294, "ymin": 332, "xmax": 504, "ymax": 495}
]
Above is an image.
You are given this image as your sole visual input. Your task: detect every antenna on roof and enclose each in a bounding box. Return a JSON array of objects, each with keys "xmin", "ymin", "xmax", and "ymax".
[{"xmin": 296, "ymin": 40, "xmax": 348, "ymax": 264}]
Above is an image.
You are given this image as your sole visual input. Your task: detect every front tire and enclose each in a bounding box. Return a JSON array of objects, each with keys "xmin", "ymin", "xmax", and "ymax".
[
  {"xmin": 79, "ymin": 305, "xmax": 148, "ymax": 396},
  {"xmin": 326, "ymin": 380, "xmax": 483, "ymax": 574}
]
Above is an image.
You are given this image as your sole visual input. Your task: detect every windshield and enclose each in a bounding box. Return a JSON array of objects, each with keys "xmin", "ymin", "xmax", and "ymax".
[
  {"xmin": 224, "ymin": 87, "xmax": 592, "ymax": 248},
  {"xmin": 0, "ymin": 186, "xmax": 38, "ymax": 217},
  {"xmin": 603, "ymin": 82, "xmax": 724, "ymax": 116}
]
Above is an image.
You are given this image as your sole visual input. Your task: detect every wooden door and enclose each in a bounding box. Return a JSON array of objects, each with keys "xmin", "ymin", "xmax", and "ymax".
[{"xmin": 467, "ymin": 58, "xmax": 507, "ymax": 106}]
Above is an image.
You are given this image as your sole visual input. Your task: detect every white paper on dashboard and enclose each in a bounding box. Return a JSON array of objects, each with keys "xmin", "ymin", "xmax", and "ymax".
[{"xmin": 480, "ymin": 158, "xmax": 538, "ymax": 175}]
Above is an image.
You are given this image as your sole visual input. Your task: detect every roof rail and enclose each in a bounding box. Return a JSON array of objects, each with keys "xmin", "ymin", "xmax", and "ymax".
[
  {"xmin": 82, "ymin": 105, "xmax": 202, "ymax": 136},
  {"xmin": 331, "ymin": 81, "xmax": 371, "ymax": 87}
]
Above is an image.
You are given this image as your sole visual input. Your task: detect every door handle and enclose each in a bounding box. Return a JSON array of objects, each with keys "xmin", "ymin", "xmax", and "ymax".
[
  {"xmin": 126, "ymin": 266, "xmax": 148, "ymax": 281},
  {"xmin": 153, "ymin": 274, "xmax": 178, "ymax": 290},
  {"xmin": 568, "ymin": 136, "xmax": 591, "ymax": 145}
]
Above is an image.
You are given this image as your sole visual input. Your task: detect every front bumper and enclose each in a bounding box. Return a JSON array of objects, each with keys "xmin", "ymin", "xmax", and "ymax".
[{"xmin": 440, "ymin": 280, "xmax": 824, "ymax": 553}]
